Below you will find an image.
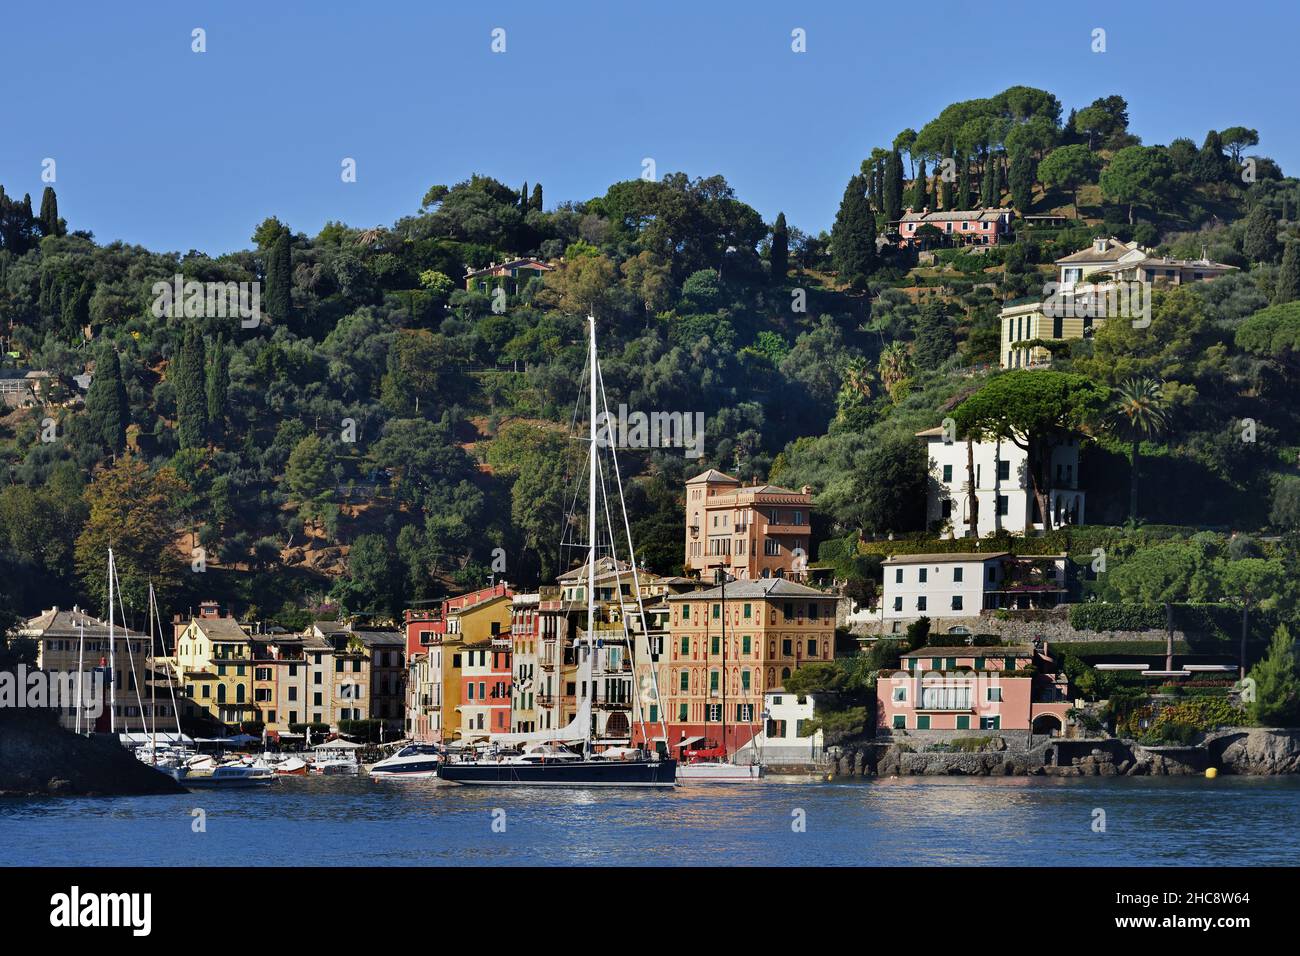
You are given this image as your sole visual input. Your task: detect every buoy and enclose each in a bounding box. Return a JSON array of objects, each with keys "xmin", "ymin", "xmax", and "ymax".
[{"xmin": 1205, "ymin": 767, "xmax": 1218, "ymax": 779}]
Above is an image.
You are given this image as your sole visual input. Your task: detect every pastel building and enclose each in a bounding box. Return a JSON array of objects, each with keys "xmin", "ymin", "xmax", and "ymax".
[
  {"xmin": 896, "ymin": 207, "xmax": 1014, "ymax": 247},
  {"xmin": 684, "ymin": 470, "xmax": 814, "ymax": 581},
  {"xmin": 877, "ymin": 642, "xmax": 1072, "ymax": 737},
  {"xmin": 917, "ymin": 426, "xmax": 1084, "ymax": 537},
  {"xmin": 458, "ymin": 639, "xmax": 512, "ymax": 739}
]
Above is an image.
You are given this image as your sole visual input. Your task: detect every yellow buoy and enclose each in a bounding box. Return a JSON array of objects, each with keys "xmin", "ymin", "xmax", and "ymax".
[{"xmin": 1205, "ymin": 767, "xmax": 1218, "ymax": 779}]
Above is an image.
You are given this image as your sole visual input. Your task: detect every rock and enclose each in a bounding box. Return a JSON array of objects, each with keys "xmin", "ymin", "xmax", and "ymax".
[{"xmin": 1218, "ymin": 730, "xmax": 1300, "ymax": 775}]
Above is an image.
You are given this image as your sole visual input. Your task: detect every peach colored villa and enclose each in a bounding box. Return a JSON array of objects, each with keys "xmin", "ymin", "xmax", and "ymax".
[
  {"xmin": 877, "ymin": 641, "xmax": 1072, "ymax": 737},
  {"xmin": 895, "ymin": 207, "xmax": 1014, "ymax": 248},
  {"xmin": 684, "ymin": 470, "xmax": 813, "ymax": 581}
]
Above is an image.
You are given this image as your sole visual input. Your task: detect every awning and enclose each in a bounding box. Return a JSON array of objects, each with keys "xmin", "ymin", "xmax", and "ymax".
[
  {"xmin": 674, "ymin": 736, "xmax": 703, "ymax": 749},
  {"xmin": 313, "ymin": 739, "xmax": 364, "ymax": 749}
]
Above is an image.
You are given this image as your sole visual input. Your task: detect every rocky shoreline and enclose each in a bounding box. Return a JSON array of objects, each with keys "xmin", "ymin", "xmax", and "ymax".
[
  {"xmin": 0, "ymin": 711, "xmax": 186, "ymax": 797},
  {"xmin": 825, "ymin": 729, "xmax": 1300, "ymax": 778}
]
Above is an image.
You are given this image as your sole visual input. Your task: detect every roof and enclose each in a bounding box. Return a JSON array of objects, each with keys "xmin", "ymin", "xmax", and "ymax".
[
  {"xmin": 900, "ymin": 645, "xmax": 1035, "ymax": 659},
  {"xmin": 667, "ymin": 578, "xmax": 835, "ymax": 601},
  {"xmin": 464, "ymin": 258, "xmax": 553, "ymax": 279},
  {"xmin": 899, "ymin": 208, "xmax": 1009, "ymax": 224},
  {"xmin": 882, "ymin": 552, "xmax": 1010, "ymax": 565},
  {"xmin": 915, "ymin": 426, "xmax": 946, "ymax": 437},
  {"xmin": 685, "ymin": 468, "xmax": 739, "ymax": 484},
  {"xmin": 22, "ymin": 607, "xmax": 144, "ymax": 641},
  {"xmin": 189, "ymin": 616, "xmax": 252, "ymax": 642},
  {"xmin": 1055, "ymin": 237, "xmax": 1141, "ymax": 265}
]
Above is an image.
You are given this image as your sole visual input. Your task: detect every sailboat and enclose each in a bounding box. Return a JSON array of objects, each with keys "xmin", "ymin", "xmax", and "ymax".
[
  {"xmin": 437, "ymin": 317, "xmax": 677, "ymax": 789},
  {"xmin": 676, "ymin": 571, "xmax": 763, "ymax": 783}
]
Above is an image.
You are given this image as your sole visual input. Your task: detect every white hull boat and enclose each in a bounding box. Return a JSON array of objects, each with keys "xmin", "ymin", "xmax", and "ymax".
[{"xmin": 676, "ymin": 762, "xmax": 764, "ymax": 783}]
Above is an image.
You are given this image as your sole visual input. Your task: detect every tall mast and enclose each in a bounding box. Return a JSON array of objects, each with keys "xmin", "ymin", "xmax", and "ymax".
[
  {"xmin": 108, "ymin": 547, "xmax": 116, "ymax": 735},
  {"xmin": 586, "ymin": 315, "xmax": 598, "ymax": 754},
  {"xmin": 75, "ymin": 621, "xmax": 85, "ymax": 735},
  {"xmin": 721, "ymin": 571, "xmax": 728, "ymax": 759}
]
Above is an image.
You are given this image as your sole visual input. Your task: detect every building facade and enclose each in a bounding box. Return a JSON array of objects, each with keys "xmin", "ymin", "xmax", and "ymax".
[
  {"xmin": 684, "ymin": 470, "xmax": 814, "ymax": 581},
  {"xmin": 896, "ymin": 207, "xmax": 1014, "ymax": 247}
]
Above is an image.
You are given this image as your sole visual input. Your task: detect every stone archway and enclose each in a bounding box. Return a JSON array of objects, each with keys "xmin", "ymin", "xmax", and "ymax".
[{"xmin": 1032, "ymin": 713, "xmax": 1063, "ymax": 737}]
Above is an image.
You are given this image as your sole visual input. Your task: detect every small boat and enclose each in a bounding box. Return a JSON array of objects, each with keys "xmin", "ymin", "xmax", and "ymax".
[
  {"xmin": 310, "ymin": 751, "xmax": 361, "ymax": 775},
  {"xmin": 273, "ymin": 757, "xmax": 309, "ymax": 776},
  {"xmin": 187, "ymin": 754, "xmax": 216, "ymax": 772},
  {"xmin": 368, "ymin": 744, "xmax": 442, "ymax": 779},
  {"xmin": 184, "ymin": 763, "xmax": 275, "ymax": 789},
  {"xmin": 676, "ymin": 762, "xmax": 764, "ymax": 783}
]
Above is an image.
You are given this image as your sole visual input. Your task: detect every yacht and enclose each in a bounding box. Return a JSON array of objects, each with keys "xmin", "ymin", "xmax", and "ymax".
[
  {"xmin": 184, "ymin": 763, "xmax": 275, "ymax": 789},
  {"xmin": 368, "ymin": 744, "xmax": 443, "ymax": 779},
  {"xmin": 437, "ymin": 318, "xmax": 676, "ymax": 790}
]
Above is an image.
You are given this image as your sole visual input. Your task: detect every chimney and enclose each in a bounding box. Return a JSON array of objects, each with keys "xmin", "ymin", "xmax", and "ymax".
[{"xmin": 800, "ymin": 485, "xmax": 812, "ymax": 496}]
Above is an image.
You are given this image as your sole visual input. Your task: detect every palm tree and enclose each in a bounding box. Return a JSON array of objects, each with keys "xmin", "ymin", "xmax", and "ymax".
[
  {"xmin": 1110, "ymin": 377, "xmax": 1168, "ymax": 522},
  {"xmin": 877, "ymin": 343, "xmax": 910, "ymax": 403}
]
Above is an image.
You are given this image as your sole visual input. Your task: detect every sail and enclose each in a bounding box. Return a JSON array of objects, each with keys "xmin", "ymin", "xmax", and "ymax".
[{"xmin": 489, "ymin": 695, "xmax": 591, "ymax": 746}]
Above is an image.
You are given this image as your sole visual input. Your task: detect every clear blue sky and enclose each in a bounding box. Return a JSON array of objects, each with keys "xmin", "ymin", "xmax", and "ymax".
[{"xmin": 2, "ymin": 1, "xmax": 1295, "ymax": 255}]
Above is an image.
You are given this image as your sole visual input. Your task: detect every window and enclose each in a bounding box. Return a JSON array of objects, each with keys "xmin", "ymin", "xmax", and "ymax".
[
  {"xmin": 892, "ymin": 715, "xmax": 906, "ymax": 730},
  {"xmin": 679, "ymin": 672, "xmax": 689, "ymax": 691},
  {"xmin": 920, "ymin": 684, "xmax": 972, "ymax": 709},
  {"xmin": 680, "ymin": 636, "xmax": 689, "ymax": 656},
  {"xmin": 743, "ymin": 603, "xmax": 752, "ymax": 618},
  {"xmin": 710, "ymin": 671, "xmax": 719, "ymax": 693},
  {"xmin": 917, "ymin": 596, "xmax": 927, "ymax": 611},
  {"xmin": 997, "ymin": 460, "xmax": 1010, "ymax": 482},
  {"xmin": 942, "ymin": 464, "xmax": 953, "ymax": 482},
  {"xmin": 678, "ymin": 703, "xmax": 688, "ymax": 722},
  {"xmin": 941, "ymin": 500, "xmax": 952, "ymax": 518},
  {"xmin": 706, "ymin": 704, "xmax": 721, "ymax": 722},
  {"xmin": 1005, "ymin": 657, "xmax": 1016, "ymax": 672},
  {"xmin": 782, "ymin": 639, "xmax": 792, "ymax": 656},
  {"xmin": 997, "ymin": 495, "xmax": 1009, "ymax": 516},
  {"xmin": 919, "ymin": 568, "xmax": 928, "ymax": 583},
  {"xmin": 951, "ymin": 596, "xmax": 963, "ymax": 611},
  {"xmin": 893, "ymin": 597, "xmax": 903, "ymax": 612},
  {"xmin": 980, "ymin": 716, "xmax": 1001, "ymax": 730},
  {"xmin": 741, "ymin": 671, "xmax": 751, "ymax": 691},
  {"xmin": 711, "ymin": 636, "xmax": 720, "ymax": 655},
  {"xmin": 736, "ymin": 704, "xmax": 753, "ymax": 722},
  {"xmin": 917, "ymin": 715, "xmax": 931, "ymax": 730},
  {"xmin": 807, "ymin": 639, "xmax": 817, "ymax": 657},
  {"xmin": 742, "ymin": 636, "xmax": 751, "ymax": 655},
  {"xmin": 987, "ymin": 687, "xmax": 1003, "ymax": 702},
  {"xmin": 892, "ymin": 685, "xmax": 907, "ymax": 702},
  {"xmin": 956, "ymin": 715, "xmax": 970, "ymax": 730},
  {"xmin": 895, "ymin": 568, "xmax": 903, "ymax": 583}
]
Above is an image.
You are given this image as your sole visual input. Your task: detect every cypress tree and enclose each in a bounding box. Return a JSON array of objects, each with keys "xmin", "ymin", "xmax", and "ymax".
[
  {"xmin": 38, "ymin": 186, "xmax": 63, "ymax": 237},
  {"xmin": 530, "ymin": 183, "xmax": 543, "ymax": 212},
  {"xmin": 175, "ymin": 324, "xmax": 208, "ymax": 449},
  {"xmin": 832, "ymin": 175, "xmax": 877, "ymax": 289},
  {"xmin": 770, "ymin": 212, "xmax": 789, "ymax": 283},
  {"xmin": 265, "ymin": 229, "xmax": 292, "ymax": 326},
  {"xmin": 520, "ymin": 181, "xmax": 529, "ymax": 209},
  {"xmin": 1009, "ymin": 149, "xmax": 1035, "ymax": 212},
  {"xmin": 957, "ymin": 157, "xmax": 972, "ymax": 210},
  {"xmin": 206, "ymin": 332, "xmax": 229, "ymax": 443},
  {"xmin": 86, "ymin": 346, "xmax": 128, "ymax": 454},
  {"xmin": 872, "ymin": 159, "xmax": 883, "ymax": 211},
  {"xmin": 882, "ymin": 149, "xmax": 904, "ymax": 222},
  {"xmin": 1275, "ymin": 241, "xmax": 1300, "ymax": 305},
  {"xmin": 911, "ymin": 158, "xmax": 929, "ymax": 212},
  {"xmin": 1242, "ymin": 204, "xmax": 1280, "ymax": 263},
  {"xmin": 940, "ymin": 137, "xmax": 954, "ymax": 210}
]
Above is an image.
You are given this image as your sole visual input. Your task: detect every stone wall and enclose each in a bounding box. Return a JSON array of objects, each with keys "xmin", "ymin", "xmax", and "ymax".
[{"xmin": 855, "ymin": 605, "xmax": 1190, "ymax": 646}]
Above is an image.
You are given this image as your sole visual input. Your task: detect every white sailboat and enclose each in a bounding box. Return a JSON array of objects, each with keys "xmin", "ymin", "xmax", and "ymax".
[{"xmin": 438, "ymin": 317, "xmax": 676, "ymax": 788}]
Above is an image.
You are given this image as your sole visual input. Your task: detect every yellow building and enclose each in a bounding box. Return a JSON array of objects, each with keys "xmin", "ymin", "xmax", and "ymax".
[{"xmin": 171, "ymin": 601, "xmax": 257, "ymax": 729}]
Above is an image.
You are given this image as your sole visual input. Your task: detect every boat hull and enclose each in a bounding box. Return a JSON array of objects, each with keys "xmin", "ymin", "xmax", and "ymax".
[
  {"xmin": 438, "ymin": 758, "xmax": 677, "ymax": 788},
  {"xmin": 677, "ymin": 762, "xmax": 764, "ymax": 783}
]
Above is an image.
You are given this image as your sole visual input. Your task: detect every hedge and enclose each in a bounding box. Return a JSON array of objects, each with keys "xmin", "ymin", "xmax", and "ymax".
[{"xmin": 1069, "ymin": 602, "xmax": 1278, "ymax": 643}]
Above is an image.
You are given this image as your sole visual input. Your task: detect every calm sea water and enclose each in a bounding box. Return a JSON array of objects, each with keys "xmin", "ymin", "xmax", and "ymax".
[{"xmin": 3, "ymin": 775, "xmax": 1299, "ymax": 867}]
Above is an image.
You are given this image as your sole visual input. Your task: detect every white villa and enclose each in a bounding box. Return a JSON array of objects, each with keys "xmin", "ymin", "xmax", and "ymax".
[{"xmin": 917, "ymin": 427, "xmax": 1084, "ymax": 538}]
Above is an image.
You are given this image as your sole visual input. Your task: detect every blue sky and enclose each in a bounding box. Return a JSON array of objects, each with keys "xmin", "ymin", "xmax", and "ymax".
[{"xmin": 2, "ymin": 1, "xmax": 1295, "ymax": 255}]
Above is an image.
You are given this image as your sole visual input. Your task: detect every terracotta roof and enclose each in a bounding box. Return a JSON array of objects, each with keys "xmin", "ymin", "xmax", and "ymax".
[
  {"xmin": 900, "ymin": 645, "xmax": 1034, "ymax": 658},
  {"xmin": 882, "ymin": 552, "xmax": 1010, "ymax": 565},
  {"xmin": 667, "ymin": 578, "xmax": 835, "ymax": 601},
  {"xmin": 685, "ymin": 468, "xmax": 739, "ymax": 484}
]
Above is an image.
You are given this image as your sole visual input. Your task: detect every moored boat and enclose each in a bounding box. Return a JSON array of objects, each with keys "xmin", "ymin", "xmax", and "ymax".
[
  {"xmin": 184, "ymin": 763, "xmax": 275, "ymax": 789},
  {"xmin": 368, "ymin": 744, "xmax": 442, "ymax": 779}
]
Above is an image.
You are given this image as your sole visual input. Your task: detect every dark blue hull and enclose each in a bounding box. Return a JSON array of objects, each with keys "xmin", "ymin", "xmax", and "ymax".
[{"xmin": 438, "ymin": 758, "xmax": 677, "ymax": 788}]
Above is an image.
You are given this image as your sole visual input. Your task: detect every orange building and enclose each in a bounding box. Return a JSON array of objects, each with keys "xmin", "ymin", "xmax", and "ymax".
[
  {"xmin": 657, "ymin": 578, "xmax": 837, "ymax": 756},
  {"xmin": 683, "ymin": 470, "xmax": 813, "ymax": 581}
]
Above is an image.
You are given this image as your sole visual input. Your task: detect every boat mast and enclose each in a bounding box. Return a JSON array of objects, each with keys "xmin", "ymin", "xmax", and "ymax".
[
  {"xmin": 720, "ymin": 570, "xmax": 728, "ymax": 760},
  {"xmin": 149, "ymin": 582, "xmax": 157, "ymax": 763},
  {"xmin": 75, "ymin": 620, "xmax": 85, "ymax": 735},
  {"xmin": 108, "ymin": 547, "xmax": 116, "ymax": 736},
  {"xmin": 586, "ymin": 315, "xmax": 598, "ymax": 758}
]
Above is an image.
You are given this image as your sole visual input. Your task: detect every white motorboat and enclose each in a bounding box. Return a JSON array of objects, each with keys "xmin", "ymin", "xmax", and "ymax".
[
  {"xmin": 311, "ymin": 752, "xmax": 361, "ymax": 775},
  {"xmin": 368, "ymin": 744, "xmax": 443, "ymax": 779},
  {"xmin": 273, "ymin": 757, "xmax": 309, "ymax": 776},
  {"xmin": 184, "ymin": 763, "xmax": 275, "ymax": 789}
]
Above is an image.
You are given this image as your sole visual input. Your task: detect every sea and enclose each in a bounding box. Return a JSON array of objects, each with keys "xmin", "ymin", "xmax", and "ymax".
[{"xmin": 3, "ymin": 774, "xmax": 1298, "ymax": 867}]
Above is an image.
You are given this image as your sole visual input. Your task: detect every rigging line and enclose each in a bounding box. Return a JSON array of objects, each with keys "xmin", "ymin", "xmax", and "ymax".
[
  {"xmin": 152, "ymin": 584, "xmax": 184, "ymax": 741},
  {"xmin": 113, "ymin": 559, "xmax": 150, "ymax": 740},
  {"xmin": 595, "ymin": 357, "xmax": 671, "ymax": 751},
  {"xmin": 594, "ymin": 443, "xmax": 648, "ymax": 747}
]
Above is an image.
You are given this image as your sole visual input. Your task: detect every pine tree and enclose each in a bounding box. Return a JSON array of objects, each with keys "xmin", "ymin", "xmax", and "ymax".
[
  {"xmin": 770, "ymin": 212, "xmax": 789, "ymax": 283},
  {"xmin": 530, "ymin": 183, "xmax": 543, "ymax": 212},
  {"xmin": 85, "ymin": 346, "xmax": 128, "ymax": 454},
  {"xmin": 206, "ymin": 332, "xmax": 229, "ymax": 443},
  {"xmin": 1242, "ymin": 204, "xmax": 1280, "ymax": 263},
  {"xmin": 38, "ymin": 186, "xmax": 63, "ymax": 237},
  {"xmin": 265, "ymin": 228, "xmax": 292, "ymax": 326},
  {"xmin": 882, "ymin": 149, "xmax": 904, "ymax": 222},
  {"xmin": 1275, "ymin": 241, "xmax": 1300, "ymax": 305},
  {"xmin": 1248, "ymin": 624, "xmax": 1300, "ymax": 727},
  {"xmin": 911, "ymin": 158, "xmax": 929, "ymax": 212},
  {"xmin": 175, "ymin": 324, "xmax": 208, "ymax": 449},
  {"xmin": 832, "ymin": 175, "xmax": 877, "ymax": 289}
]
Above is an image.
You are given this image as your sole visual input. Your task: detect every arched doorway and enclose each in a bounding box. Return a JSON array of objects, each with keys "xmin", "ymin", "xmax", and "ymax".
[
  {"xmin": 1032, "ymin": 713, "xmax": 1063, "ymax": 737},
  {"xmin": 604, "ymin": 712, "xmax": 630, "ymax": 738}
]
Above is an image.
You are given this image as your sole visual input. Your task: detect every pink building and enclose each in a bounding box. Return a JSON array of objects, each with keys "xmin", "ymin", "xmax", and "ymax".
[
  {"xmin": 895, "ymin": 207, "xmax": 1014, "ymax": 248},
  {"xmin": 877, "ymin": 642, "xmax": 1071, "ymax": 737},
  {"xmin": 458, "ymin": 639, "xmax": 513, "ymax": 738}
]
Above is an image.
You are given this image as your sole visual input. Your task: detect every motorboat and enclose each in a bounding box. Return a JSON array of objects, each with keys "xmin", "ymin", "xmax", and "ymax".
[
  {"xmin": 184, "ymin": 763, "xmax": 275, "ymax": 789},
  {"xmin": 676, "ymin": 761, "xmax": 764, "ymax": 782},
  {"xmin": 368, "ymin": 744, "xmax": 443, "ymax": 779},
  {"xmin": 273, "ymin": 757, "xmax": 309, "ymax": 776}
]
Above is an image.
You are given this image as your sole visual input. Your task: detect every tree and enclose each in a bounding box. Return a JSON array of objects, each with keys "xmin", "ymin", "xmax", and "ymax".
[
  {"xmin": 1219, "ymin": 126, "xmax": 1259, "ymax": 167},
  {"xmin": 1242, "ymin": 204, "xmax": 1280, "ymax": 263},
  {"xmin": 912, "ymin": 301, "xmax": 954, "ymax": 370},
  {"xmin": 1274, "ymin": 241, "xmax": 1299, "ymax": 305},
  {"xmin": 877, "ymin": 342, "xmax": 911, "ymax": 403},
  {"xmin": 1219, "ymin": 558, "xmax": 1286, "ymax": 680},
  {"xmin": 911, "ymin": 158, "xmax": 929, "ymax": 211},
  {"xmin": 85, "ymin": 346, "xmax": 128, "ymax": 454},
  {"xmin": 956, "ymin": 157, "xmax": 972, "ymax": 210},
  {"xmin": 74, "ymin": 456, "xmax": 188, "ymax": 610},
  {"xmin": 1008, "ymin": 148, "xmax": 1035, "ymax": 212},
  {"xmin": 265, "ymin": 227, "xmax": 292, "ymax": 326},
  {"xmin": 174, "ymin": 324, "xmax": 207, "ymax": 449},
  {"xmin": 529, "ymin": 182, "xmax": 543, "ymax": 212},
  {"xmin": 334, "ymin": 533, "xmax": 403, "ymax": 618},
  {"xmin": 1109, "ymin": 377, "xmax": 1168, "ymax": 522},
  {"xmin": 206, "ymin": 332, "xmax": 229, "ymax": 444},
  {"xmin": 939, "ymin": 136, "xmax": 955, "ymax": 210},
  {"xmin": 284, "ymin": 435, "xmax": 334, "ymax": 531},
  {"xmin": 1039, "ymin": 144, "xmax": 1097, "ymax": 218},
  {"xmin": 1247, "ymin": 624, "xmax": 1300, "ymax": 726},
  {"xmin": 849, "ymin": 433, "xmax": 927, "ymax": 533},
  {"xmin": 1190, "ymin": 130, "xmax": 1227, "ymax": 184},
  {"xmin": 1271, "ymin": 477, "xmax": 1300, "ymax": 531},
  {"xmin": 1099, "ymin": 145, "xmax": 1173, "ymax": 225},
  {"xmin": 831, "ymin": 175, "xmax": 876, "ymax": 288},
  {"xmin": 952, "ymin": 371, "xmax": 1109, "ymax": 533},
  {"xmin": 770, "ymin": 212, "xmax": 789, "ymax": 283},
  {"xmin": 38, "ymin": 186, "xmax": 64, "ymax": 237},
  {"xmin": 882, "ymin": 149, "xmax": 904, "ymax": 223},
  {"xmin": 1108, "ymin": 541, "xmax": 1216, "ymax": 670}
]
